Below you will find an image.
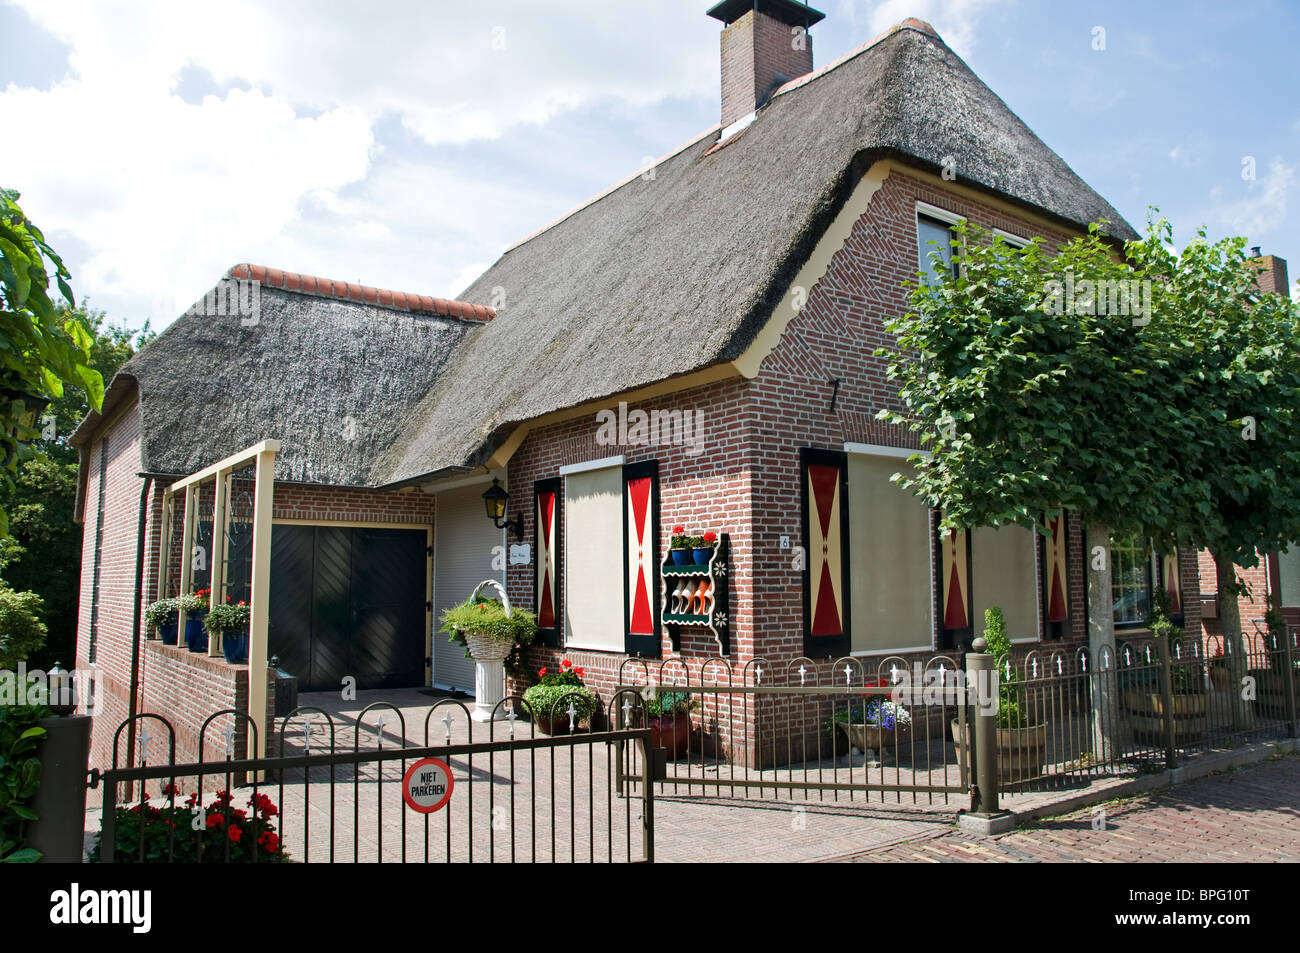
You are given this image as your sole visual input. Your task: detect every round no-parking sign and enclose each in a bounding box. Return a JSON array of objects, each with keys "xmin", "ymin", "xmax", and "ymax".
[{"xmin": 402, "ymin": 758, "xmax": 454, "ymax": 813}]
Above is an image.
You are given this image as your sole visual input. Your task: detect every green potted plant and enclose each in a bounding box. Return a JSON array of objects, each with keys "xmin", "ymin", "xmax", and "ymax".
[
  {"xmin": 829, "ymin": 699, "xmax": 912, "ymax": 761},
  {"xmin": 439, "ymin": 580, "xmax": 537, "ymax": 722},
  {"xmin": 204, "ymin": 598, "xmax": 251, "ymax": 664},
  {"xmin": 145, "ymin": 597, "xmax": 180, "ymax": 645},
  {"xmin": 952, "ymin": 606, "xmax": 1048, "ymax": 784},
  {"xmin": 523, "ymin": 658, "xmax": 597, "ymax": 735},
  {"xmin": 669, "ymin": 525, "xmax": 691, "ymax": 565},
  {"xmin": 179, "ymin": 589, "xmax": 211, "ymax": 653},
  {"xmin": 646, "ymin": 689, "xmax": 697, "ymax": 754}
]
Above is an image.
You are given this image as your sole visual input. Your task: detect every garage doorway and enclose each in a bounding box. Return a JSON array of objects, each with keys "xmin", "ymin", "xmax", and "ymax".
[{"xmin": 268, "ymin": 523, "xmax": 431, "ymax": 692}]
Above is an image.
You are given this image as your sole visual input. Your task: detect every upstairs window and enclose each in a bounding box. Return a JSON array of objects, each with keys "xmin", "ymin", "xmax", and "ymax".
[{"xmin": 917, "ymin": 213, "xmax": 958, "ymax": 285}]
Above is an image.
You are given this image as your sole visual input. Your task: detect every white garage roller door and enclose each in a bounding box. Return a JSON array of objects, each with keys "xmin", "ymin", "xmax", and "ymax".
[{"xmin": 433, "ymin": 483, "xmax": 505, "ymax": 694}]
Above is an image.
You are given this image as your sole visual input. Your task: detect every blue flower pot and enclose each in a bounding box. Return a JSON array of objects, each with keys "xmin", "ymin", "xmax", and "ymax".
[
  {"xmin": 185, "ymin": 615, "xmax": 208, "ymax": 653},
  {"xmin": 671, "ymin": 549, "xmax": 691, "ymax": 566},
  {"xmin": 158, "ymin": 619, "xmax": 179, "ymax": 646},
  {"xmin": 222, "ymin": 629, "xmax": 249, "ymax": 665},
  {"xmin": 692, "ymin": 548, "xmax": 712, "ymax": 565}
]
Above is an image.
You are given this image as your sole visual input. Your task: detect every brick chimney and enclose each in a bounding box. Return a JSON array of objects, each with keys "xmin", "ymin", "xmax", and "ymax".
[
  {"xmin": 708, "ymin": 0, "xmax": 825, "ymax": 132},
  {"xmin": 1248, "ymin": 246, "xmax": 1290, "ymax": 297}
]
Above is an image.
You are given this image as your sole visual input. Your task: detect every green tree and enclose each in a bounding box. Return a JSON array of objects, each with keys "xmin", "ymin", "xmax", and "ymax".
[
  {"xmin": 0, "ymin": 188, "xmax": 104, "ymax": 536},
  {"xmin": 0, "ymin": 308, "xmax": 151, "ymax": 669},
  {"xmin": 880, "ymin": 219, "xmax": 1208, "ymax": 756},
  {"xmin": 1128, "ymin": 223, "xmax": 1300, "ymax": 727}
]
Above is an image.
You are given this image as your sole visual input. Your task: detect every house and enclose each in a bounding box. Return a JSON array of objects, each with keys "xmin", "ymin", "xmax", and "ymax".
[{"xmin": 72, "ymin": 2, "xmax": 1279, "ymax": 771}]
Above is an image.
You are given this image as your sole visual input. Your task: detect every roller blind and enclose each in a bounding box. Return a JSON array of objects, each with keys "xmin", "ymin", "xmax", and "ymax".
[{"xmin": 563, "ymin": 466, "xmax": 624, "ymax": 650}]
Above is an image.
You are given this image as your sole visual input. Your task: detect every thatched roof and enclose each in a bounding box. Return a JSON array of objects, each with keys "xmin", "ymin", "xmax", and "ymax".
[
  {"xmin": 77, "ymin": 20, "xmax": 1136, "ymax": 491},
  {"xmin": 374, "ymin": 20, "xmax": 1136, "ymax": 486},
  {"xmin": 74, "ymin": 279, "xmax": 476, "ymax": 486}
]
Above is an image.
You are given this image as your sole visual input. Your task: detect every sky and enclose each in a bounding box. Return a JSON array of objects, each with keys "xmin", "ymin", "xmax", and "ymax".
[{"xmin": 1, "ymin": 0, "xmax": 1297, "ymax": 331}]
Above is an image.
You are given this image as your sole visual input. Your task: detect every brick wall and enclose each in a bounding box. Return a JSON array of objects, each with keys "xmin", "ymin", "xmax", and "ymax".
[{"xmin": 720, "ymin": 9, "xmax": 812, "ymax": 127}]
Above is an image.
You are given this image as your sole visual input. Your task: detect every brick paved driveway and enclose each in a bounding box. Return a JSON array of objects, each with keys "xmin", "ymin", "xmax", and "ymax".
[{"xmin": 849, "ymin": 754, "xmax": 1300, "ymax": 863}]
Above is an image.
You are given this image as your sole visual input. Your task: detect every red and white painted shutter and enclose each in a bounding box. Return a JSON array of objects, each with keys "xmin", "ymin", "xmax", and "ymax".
[
  {"xmin": 940, "ymin": 523, "xmax": 971, "ymax": 636},
  {"xmin": 623, "ymin": 460, "xmax": 660, "ymax": 657},
  {"xmin": 534, "ymin": 478, "xmax": 561, "ymax": 646},
  {"xmin": 801, "ymin": 449, "xmax": 850, "ymax": 658},
  {"xmin": 1043, "ymin": 511, "xmax": 1070, "ymax": 625}
]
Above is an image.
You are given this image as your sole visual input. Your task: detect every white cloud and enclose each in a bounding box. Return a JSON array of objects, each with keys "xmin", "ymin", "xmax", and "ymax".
[
  {"xmin": 1216, "ymin": 158, "xmax": 1295, "ymax": 238},
  {"xmin": 846, "ymin": 0, "xmax": 1009, "ymax": 56}
]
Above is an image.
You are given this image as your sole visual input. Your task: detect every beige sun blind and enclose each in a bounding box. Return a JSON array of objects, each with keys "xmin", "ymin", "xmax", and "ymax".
[
  {"xmin": 848, "ymin": 454, "xmax": 932, "ymax": 652},
  {"xmin": 971, "ymin": 525, "xmax": 1039, "ymax": 641},
  {"xmin": 564, "ymin": 466, "xmax": 624, "ymax": 650}
]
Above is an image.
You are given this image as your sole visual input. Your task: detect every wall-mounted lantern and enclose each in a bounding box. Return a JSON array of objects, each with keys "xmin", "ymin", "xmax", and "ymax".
[{"xmin": 482, "ymin": 478, "xmax": 524, "ymax": 541}]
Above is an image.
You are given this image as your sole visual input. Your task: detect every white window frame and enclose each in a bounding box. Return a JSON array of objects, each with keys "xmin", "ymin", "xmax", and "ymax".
[{"xmin": 993, "ymin": 228, "xmax": 1028, "ymax": 248}]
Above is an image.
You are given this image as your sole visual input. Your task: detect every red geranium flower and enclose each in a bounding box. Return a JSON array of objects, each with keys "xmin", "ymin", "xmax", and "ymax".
[
  {"xmin": 672, "ymin": 525, "xmax": 684, "ymax": 534},
  {"xmin": 538, "ymin": 667, "xmax": 547, "ymax": 677},
  {"xmin": 206, "ymin": 813, "xmax": 225, "ymax": 828},
  {"xmin": 561, "ymin": 658, "xmax": 572, "ymax": 669},
  {"xmin": 574, "ymin": 667, "xmax": 584, "ymax": 678},
  {"xmin": 702, "ymin": 531, "xmax": 717, "ymax": 543},
  {"xmin": 258, "ymin": 831, "xmax": 280, "ymax": 853},
  {"xmin": 228, "ymin": 825, "xmax": 242, "ymax": 843}
]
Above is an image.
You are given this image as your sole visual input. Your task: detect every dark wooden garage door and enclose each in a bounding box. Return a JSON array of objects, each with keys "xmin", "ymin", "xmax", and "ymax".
[{"xmin": 268, "ymin": 525, "xmax": 427, "ymax": 692}]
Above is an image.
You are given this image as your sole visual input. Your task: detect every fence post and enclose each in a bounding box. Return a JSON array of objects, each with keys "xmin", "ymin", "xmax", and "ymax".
[
  {"xmin": 640, "ymin": 731, "xmax": 654, "ymax": 863},
  {"xmin": 26, "ymin": 714, "xmax": 93, "ymax": 863},
  {"xmin": 966, "ymin": 638, "xmax": 1000, "ymax": 816},
  {"xmin": 1284, "ymin": 626, "xmax": 1298, "ymax": 739},
  {"xmin": 1157, "ymin": 635, "xmax": 1177, "ymax": 769}
]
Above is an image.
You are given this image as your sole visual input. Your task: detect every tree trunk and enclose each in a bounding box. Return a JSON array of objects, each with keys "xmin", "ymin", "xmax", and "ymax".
[
  {"xmin": 1213, "ymin": 550, "xmax": 1255, "ymax": 730},
  {"xmin": 1086, "ymin": 522, "xmax": 1118, "ymax": 761}
]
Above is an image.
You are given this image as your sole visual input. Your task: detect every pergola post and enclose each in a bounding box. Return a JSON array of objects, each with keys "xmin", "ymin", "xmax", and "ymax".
[
  {"xmin": 246, "ymin": 447, "xmax": 277, "ymax": 759},
  {"xmin": 208, "ymin": 473, "xmax": 229, "ymax": 658},
  {"xmin": 177, "ymin": 485, "xmax": 196, "ymax": 643}
]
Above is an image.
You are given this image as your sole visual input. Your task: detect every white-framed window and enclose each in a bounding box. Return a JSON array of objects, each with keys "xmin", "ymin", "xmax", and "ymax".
[
  {"xmin": 993, "ymin": 228, "xmax": 1028, "ymax": 248},
  {"xmin": 1110, "ymin": 532, "xmax": 1153, "ymax": 628},
  {"xmin": 916, "ymin": 201, "xmax": 963, "ymax": 285}
]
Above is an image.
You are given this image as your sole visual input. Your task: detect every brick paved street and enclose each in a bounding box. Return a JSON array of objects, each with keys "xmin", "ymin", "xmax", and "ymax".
[{"xmin": 849, "ymin": 754, "xmax": 1300, "ymax": 863}]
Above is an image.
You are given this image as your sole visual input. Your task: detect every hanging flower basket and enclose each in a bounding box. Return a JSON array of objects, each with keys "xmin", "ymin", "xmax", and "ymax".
[{"xmin": 439, "ymin": 580, "xmax": 537, "ymax": 661}]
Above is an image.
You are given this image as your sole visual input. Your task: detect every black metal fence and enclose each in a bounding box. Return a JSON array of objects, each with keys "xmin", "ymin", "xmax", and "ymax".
[
  {"xmin": 90, "ymin": 694, "xmax": 654, "ymax": 863},
  {"xmin": 615, "ymin": 655, "xmax": 971, "ymax": 806}
]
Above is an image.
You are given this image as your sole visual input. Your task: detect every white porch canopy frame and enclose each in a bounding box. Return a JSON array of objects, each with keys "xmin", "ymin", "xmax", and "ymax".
[{"xmin": 157, "ymin": 440, "xmax": 280, "ymax": 759}]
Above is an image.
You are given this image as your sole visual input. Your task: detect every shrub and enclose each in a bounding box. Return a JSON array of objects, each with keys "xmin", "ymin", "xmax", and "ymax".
[
  {"xmin": 646, "ymin": 690, "xmax": 695, "ymax": 718},
  {"xmin": 0, "ymin": 704, "xmax": 48, "ymax": 862},
  {"xmin": 523, "ymin": 658, "xmax": 596, "ymax": 723},
  {"xmin": 983, "ymin": 606, "xmax": 1027, "ymax": 729},
  {"xmin": 0, "ymin": 582, "xmax": 46, "ymax": 670},
  {"xmin": 87, "ymin": 788, "xmax": 290, "ymax": 863}
]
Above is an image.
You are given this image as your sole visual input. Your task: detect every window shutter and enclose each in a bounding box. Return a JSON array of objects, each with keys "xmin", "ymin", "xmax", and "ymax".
[
  {"xmin": 801, "ymin": 448, "xmax": 850, "ymax": 659},
  {"xmin": 534, "ymin": 478, "xmax": 561, "ymax": 646},
  {"xmin": 939, "ymin": 521, "xmax": 972, "ymax": 645},
  {"xmin": 1042, "ymin": 511, "xmax": 1070, "ymax": 634},
  {"xmin": 623, "ymin": 460, "xmax": 660, "ymax": 657}
]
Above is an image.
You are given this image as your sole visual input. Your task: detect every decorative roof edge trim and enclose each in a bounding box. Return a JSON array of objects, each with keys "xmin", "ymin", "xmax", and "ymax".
[{"xmin": 225, "ymin": 264, "xmax": 495, "ymax": 322}]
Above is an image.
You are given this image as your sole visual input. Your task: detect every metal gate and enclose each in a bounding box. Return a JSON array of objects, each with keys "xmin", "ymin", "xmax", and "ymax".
[{"xmin": 88, "ymin": 695, "xmax": 654, "ymax": 864}]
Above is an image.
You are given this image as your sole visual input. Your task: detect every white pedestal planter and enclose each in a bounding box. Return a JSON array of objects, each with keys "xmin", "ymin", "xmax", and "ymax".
[{"xmin": 465, "ymin": 634, "xmax": 511, "ymax": 722}]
